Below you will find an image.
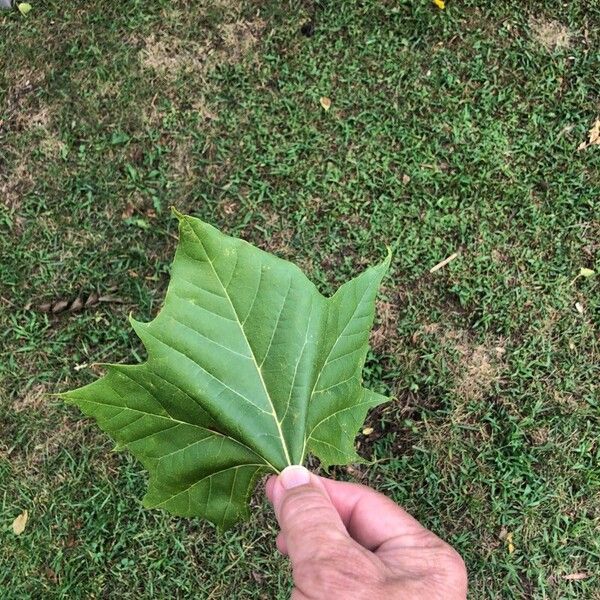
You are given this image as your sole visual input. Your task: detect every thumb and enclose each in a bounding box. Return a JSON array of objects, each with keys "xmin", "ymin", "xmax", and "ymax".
[{"xmin": 270, "ymin": 466, "xmax": 350, "ymax": 567}]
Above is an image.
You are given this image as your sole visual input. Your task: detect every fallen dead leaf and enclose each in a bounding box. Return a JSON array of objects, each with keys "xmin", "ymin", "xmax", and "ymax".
[
  {"xmin": 577, "ymin": 119, "xmax": 600, "ymax": 151},
  {"xmin": 38, "ymin": 289, "xmax": 124, "ymax": 315},
  {"xmin": 121, "ymin": 203, "xmax": 135, "ymax": 219},
  {"xmin": 12, "ymin": 510, "xmax": 28, "ymax": 535},
  {"xmin": 51, "ymin": 300, "xmax": 69, "ymax": 314},
  {"xmin": 319, "ymin": 96, "xmax": 331, "ymax": 111},
  {"xmin": 402, "ymin": 174, "xmax": 411, "ymax": 185}
]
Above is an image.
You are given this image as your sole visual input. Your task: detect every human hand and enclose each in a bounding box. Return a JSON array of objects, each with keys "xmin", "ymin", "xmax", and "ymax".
[{"xmin": 266, "ymin": 466, "xmax": 467, "ymax": 600}]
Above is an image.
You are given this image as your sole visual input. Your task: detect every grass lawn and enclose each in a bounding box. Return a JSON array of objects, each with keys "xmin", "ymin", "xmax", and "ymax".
[{"xmin": 1, "ymin": 0, "xmax": 599, "ymax": 597}]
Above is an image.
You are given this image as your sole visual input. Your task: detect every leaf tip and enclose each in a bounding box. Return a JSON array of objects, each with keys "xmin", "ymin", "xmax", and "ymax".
[
  {"xmin": 383, "ymin": 246, "xmax": 393, "ymax": 267},
  {"xmin": 128, "ymin": 313, "xmax": 144, "ymax": 328},
  {"xmin": 170, "ymin": 206, "xmax": 186, "ymax": 221}
]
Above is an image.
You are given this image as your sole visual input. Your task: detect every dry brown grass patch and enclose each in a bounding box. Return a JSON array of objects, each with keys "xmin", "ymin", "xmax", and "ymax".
[
  {"xmin": 11, "ymin": 383, "xmax": 50, "ymax": 413},
  {"xmin": 4, "ymin": 68, "xmax": 57, "ymax": 134},
  {"xmin": 218, "ymin": 19, "xmax": 266, "ymax": 65},
  {"xmin": 139, "ymin": 18, "xmax": 265, "ymax": 82},
  {"xmin": 168, "ymin": 139, "xmax": 196, "ymax": 182},
  {"xmin": 371, "ymin": 298, "xmax": 398, "ymax": 352},
  {"xmin": 455, "ymin": 342, "xmax": 505, "ymax": 402},
  {"xmin": 452, "ymin": 334, "xmax": 505, "ymax": 402},
  {"xmin": 1, "ymin": 160, "xmax": 35, "ymax": 212},
  {"xmin": 5, "ymin": 387, "xmax": 94, "ymax": 477},
  {"xmin": 39, "ymin": 135, "xmax": 66, "ymax": 159},
  {"xmin": 425, "ymin": 325, "xmax": 506, "ymax": 402},
  {"xmin": 530, "ymin": 17, "xmax": 573, "ymax": 51},
  {"xmin": 261, "ymin": 225, "xmax": 294, "ymax": 259},
  {"xmin": 140, "ymin": 34, "xmax": 209, "ymax": 78}
]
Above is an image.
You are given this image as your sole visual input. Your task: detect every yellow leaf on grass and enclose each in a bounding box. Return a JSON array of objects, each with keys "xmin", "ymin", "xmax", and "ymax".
[
  {"xmin": 12, "ymin": 510, "xmax": 28, "ymax": 535},
  {"xmin": 506, "ymin": 532, "xmax": 515, "ymax": 554},
  {"xmin": 362, "ymin": 427, "xmax": 374, "ymax": 435},
  {"xmin": 433, "ymin": 0, "xmax": 446, "ymax": 9},
  {"xmin": 319, "ymin": 96, "xmax": 331, "ymax": 111},
  {"xmin": 579, "ymin": 267, "xmax": 595, "ymax": 278},
  {"xmin": 18, "ymin": 2, "xmax": 32, "ymax": 15}
]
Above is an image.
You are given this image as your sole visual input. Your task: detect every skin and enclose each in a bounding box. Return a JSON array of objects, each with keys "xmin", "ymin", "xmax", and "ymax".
[{"xmin": 266, "ymin": 466, "xmax": 467, "ymax": 600}]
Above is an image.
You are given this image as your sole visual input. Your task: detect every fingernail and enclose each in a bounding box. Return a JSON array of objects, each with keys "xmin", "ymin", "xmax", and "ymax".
[{"xmin": 279, "ymin": 465, "xmax": 311, "ymax": 490}]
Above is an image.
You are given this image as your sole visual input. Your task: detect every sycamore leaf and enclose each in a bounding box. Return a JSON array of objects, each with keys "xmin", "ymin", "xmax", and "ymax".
[{"xmin": 62, "ymin": 213, "xmax": 390, "ymax": 529}]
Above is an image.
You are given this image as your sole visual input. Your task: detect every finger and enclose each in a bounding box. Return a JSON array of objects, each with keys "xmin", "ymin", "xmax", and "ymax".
[
  {"xmin": 316, "ymin": 477, "xmax": 433, "ymax": 551},
  {"xmin": 267, "ymin": 476, "xmax": 288, "ymax": 554},
  {"xmin": 271, "ymin": 466, "xmax": 350, "ymax": 567},
  {"xmin": 265, "ymin": 475, "xmax": 276, "ymax": 503},
  {"xmin": 276, "ymin": 531, "xmax": 288, "ymax": 555}
]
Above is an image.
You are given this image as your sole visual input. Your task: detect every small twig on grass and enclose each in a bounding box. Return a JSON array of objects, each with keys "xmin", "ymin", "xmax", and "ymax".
[{"xmin": 429, "ymin": 252, "xmax": 459, "ymax": 274}]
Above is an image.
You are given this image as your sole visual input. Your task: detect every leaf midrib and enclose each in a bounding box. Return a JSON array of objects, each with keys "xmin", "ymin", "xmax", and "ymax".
[{"xmin": 187, "ymin": 222, "xmax": 293, "ymax": 468}]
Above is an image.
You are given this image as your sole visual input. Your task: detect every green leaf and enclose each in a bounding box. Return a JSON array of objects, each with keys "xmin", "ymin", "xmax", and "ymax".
[
  {"xmin": 17, "ymin": 2, "xmax": 31, "ymax": 15},
  {"xmin": 62, "ymin": 214, "xmax": 390, "ymax": 529},
  {"xmin": 579, "ymin": 267, "xmax": 595, "ymax": 278}
]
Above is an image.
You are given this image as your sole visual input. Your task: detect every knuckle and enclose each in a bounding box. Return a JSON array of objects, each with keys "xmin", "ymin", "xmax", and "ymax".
[
  {"xmin": 280, "ymin": 491, "xmax": 338, "ymax": 531},
  {"xmin": 281, "ymin": 488, "xmax": 326, "ymax": 515},
  {"xmin": 431, "ymin": 544, "xmax": 468, "ymax": 594}
]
